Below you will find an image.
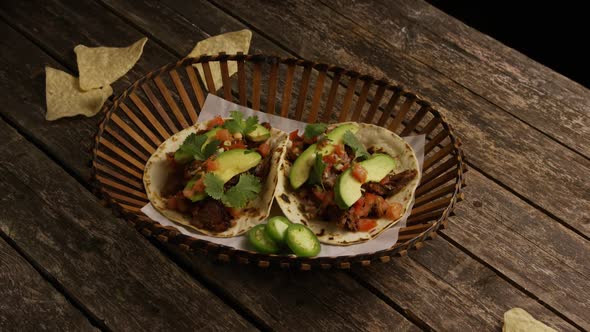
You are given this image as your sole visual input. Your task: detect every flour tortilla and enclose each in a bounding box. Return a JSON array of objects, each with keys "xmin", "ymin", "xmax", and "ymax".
[
  {"xmin": 75, "ymin": 37, "xmax": 147, "ymax": 90},
  {"xmin": 144, "ymin": 122, "xmax": 287, "ymax": 237},
  {"xmin": 45, "ymin": 67, "xmax": 112, "ymax": 121},
  {"xmin": 187, "ymin": 30, "xmax": 252, "ymax": 91},
  {"xmin": 275, "ymin": 123, "xmax": 421, "ymax": 245}
]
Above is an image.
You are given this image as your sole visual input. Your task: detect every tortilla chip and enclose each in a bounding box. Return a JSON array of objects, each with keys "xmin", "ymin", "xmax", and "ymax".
[
  {"xmin": 503, "ymin": 308, "xmax": 556, "ymax": 332},
  {"xmin": 187, "ymin": 30, "xmax": 252, "ymax": 91},
  {"xmin": 75, "ymin": 37, "xmax": 147, "ymax": 90},
  {"xmin": 45, "ymin": 67, "xmax": 112, "ymax": 121}
]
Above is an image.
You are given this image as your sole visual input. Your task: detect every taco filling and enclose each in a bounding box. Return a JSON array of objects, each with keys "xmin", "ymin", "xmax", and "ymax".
[
  {"xmin": 284, "ymin": 123, "xmax": 418, "ymax": 233},
  {"xmin": 156, "ymin": 112, "xmax": 276, "ymax": 233}
]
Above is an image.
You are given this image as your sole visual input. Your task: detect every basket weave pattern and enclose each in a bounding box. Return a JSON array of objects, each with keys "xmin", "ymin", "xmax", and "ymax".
[{"xmin": 92, "ymin": 54, "xmax": 465, "ymax": 270}]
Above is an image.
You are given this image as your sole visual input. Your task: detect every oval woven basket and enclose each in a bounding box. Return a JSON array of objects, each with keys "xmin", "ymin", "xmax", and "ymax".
[{"xmin": 92, "ymin": 54, "xmax": 465, "ymax": 270}]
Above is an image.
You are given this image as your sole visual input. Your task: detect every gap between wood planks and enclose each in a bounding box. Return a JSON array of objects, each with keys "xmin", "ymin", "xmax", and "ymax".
[
  {"xmin": 0, "ymin": 2, "xmax": 584, "ymax": 330},
  {"xmin": 437, "ymin": 232, "xmax": 585, "ymax": 331},
  {"xmin": 0, "ymin": 229, "xmax": 110, "ymax": 331}
]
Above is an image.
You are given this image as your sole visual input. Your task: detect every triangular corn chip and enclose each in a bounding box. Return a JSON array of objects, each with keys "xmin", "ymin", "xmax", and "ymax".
[
  {"xmin": 187, "ymin": 30, "xmax": 252, "ymax": 91},
  {"xmin": 503, "ymin": 308, "xmax": 556, "ymax": 332},
  {"xmin": 45, "ymin": 67, "xmax": 112, "ymax": 121},
  {"xmin": 75, "ymin": 37, "xmax": 147, "ymax": 90}
]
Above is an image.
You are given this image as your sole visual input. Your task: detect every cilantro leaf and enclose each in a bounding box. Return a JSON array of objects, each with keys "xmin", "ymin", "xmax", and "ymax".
[
  {"xmin": 307, "ymin": 154, "xmax": 326, "ymax": 188},
  {"xmin": 203, "ymin": 173, "xmax": 262, "ymax": 208},
  {"xmin": 224, "ymin": 111, "xmax": 259, "ymax": 135},
  {"xmin": 303, "ymin": 123, "xmax": 327, "ymax": 140},
  {"xmin": 203, "ymin": 173, "xmax": 224, "ymax": 200},
  {"xmin": 201, "ymin": 139, "xmax": 221, "ymax": 160},
  {"xmin": 244, "ymin": 115, "xmax": 259, "ymax": 134},
  {"xmin": 223, "ymin": 112, "xmax": 243, "ymax": 134},
  {"xmin": 343, "ymin": 131, "xmax": 369, "ymax": 160},
  {"xmin": 174, "ymin": 134, "xmax": 206, "ymax": 162},
  {"xmin": 174, "ymin": 133, "xmax": 220, "ymax": 163},
  {"xmin": 221, "ymin": 174, "xmax": 262, "ymax": 208}
]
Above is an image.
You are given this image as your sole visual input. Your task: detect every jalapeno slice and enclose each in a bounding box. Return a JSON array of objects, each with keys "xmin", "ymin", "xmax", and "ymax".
[
  {"xmin": 285, "ymin": 224, "xmax": 321, "ymax": 257},
  {"xmin": 247, "ymin": 225, "xmax": 280, "ymax": 254},
  {"xmin": 265, "ymin": 216, "xmax": 291, "ymax": 244}
]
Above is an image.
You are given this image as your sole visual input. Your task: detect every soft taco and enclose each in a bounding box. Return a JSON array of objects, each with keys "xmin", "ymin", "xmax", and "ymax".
[
  {"xmin": 275, "ymin": 122, "xmax": 420, "ymax": 245},
  {"xmin": 144, "ymin": 111, "xmax": 287, "ymax": 237}
]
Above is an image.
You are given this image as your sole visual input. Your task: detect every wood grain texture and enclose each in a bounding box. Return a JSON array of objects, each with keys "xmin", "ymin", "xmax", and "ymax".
[
  {"xmin": 352, "ymin": 238, "xmax": 576, "ymax": 332},
  {"xmin": 210, "ymin": 0, "xmax": 590, "ymax": 237},
  {"xmin": 0, "ymin": 238, "xmax": 96, "ymax": 332},
  {"xmin": 0, "ymin": 2, "xmax": 173, "ymax": 182},
  {"xmin": 170, "ymin": 250, "xmax": 420, "ymax": 331},
  {"xmin": 0, "ymin": 22, "xmax": 100, "ymax": 181},
  {"xmin": 97, "ymin": 0, "xmax": 285, "ymax": 56},
  {"xmin": 444, "ymin": 171, "xmax": 590, "ymax": 330},
  {"xmin": 0, "ymin": 0, "xmax": 175, "ymax": 93},
  {"xmin": 0, "ymin": 120, "xmax": 253, "ymax": 331},
  {"xmin": 323, "ymin": 0, "xmax": 590, "ymax": 158}
]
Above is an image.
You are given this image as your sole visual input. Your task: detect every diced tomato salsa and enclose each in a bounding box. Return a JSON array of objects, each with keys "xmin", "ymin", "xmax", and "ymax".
[
  {"xmin": 351, "ymin": 163, "xmax": 368, "ymax": 183},
  {"xmin": 215, "ymin": 128, "xmax": 232, "ymax": 141},
  {"xmin": 226, "ymin": 140, "xmax": 246, "ymax": 150},
  {"xmin": 204, "ymin": 159, "xmax": 218, "ymax": 171},
  {"xmin": 289, "ymin": 129, "xmax": 300, "ymax": 140},
  {"xmin": 257, "ymin": 142, "xmax": 271, "ymax": 158},
  {"xmin": 357, "ymin": 219, "xmax": 377, "ymax": 232},
  {"xmin": 206, "ymin": 116, "xmax": 225, "ymax": 129}
]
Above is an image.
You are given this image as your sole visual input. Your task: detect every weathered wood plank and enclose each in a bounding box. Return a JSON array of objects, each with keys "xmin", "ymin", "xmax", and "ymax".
[
  {"xmin": 97, "ymin": 0, "xmax": 284, "ymax": 56},
  {"xmin": 0, "ymin": 1, "xmax": 421, "ymax": 330},
  {"xmin": 323, "ymin": 0, "xmax": 590, "ymax": 158},
  {"xmin": 0, "ymin": 2, "xmax": 177, "ymax": 182},
  {"xmin": 171, "ymin": 251, "xmax": 421, "ymax": 331},
  {"xmin": 209, "ymin": 0, "xmax": 590, "ymax": 237},
  {"xmin": 0, "ymin": 120, "xmax": 253, "ymax": 331},
  {"xmin": 0, "ymin": 238, "xmax": 97, "ymax": 332},
  {"xmin": 0, "ymin": 23, "xmax": 101, "ymax": 181},
  {"xmin": 442, "ymin": 171, "xmax": 590, "ymax": 330},
  {"xmin": 352, "ymin": 238, "xmax": 576, "ymax": 332},
  {"xmin": 95, "ymin": 1, "xmax": 582, "ymax": 330}
]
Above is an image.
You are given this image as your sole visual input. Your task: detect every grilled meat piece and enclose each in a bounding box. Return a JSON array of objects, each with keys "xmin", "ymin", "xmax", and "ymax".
[
  {"xmin": 363, "ymin": 169, "xmax": 418, "ymax": 197},
  {"xmin": 251, "ymin": 154, "xmax": 271, "ymax": 179},
  {"xmin": 190, "ymin": 199, "xmax": 232, "ymax": 232},
  {"xmin": 336, "ymin": 210, "xmax": 359, "ymax": 232}
]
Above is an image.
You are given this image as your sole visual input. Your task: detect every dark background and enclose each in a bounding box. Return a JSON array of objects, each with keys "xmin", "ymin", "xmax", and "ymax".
[{"xmin": 427, "ymin": 1, "xmax": 589, "ymax": 88}]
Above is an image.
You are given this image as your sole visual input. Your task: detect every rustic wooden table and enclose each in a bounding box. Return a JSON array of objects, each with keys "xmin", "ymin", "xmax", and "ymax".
[{"xmin": 0, "ymin": 1, "xmax": 588, "ymax": 331}]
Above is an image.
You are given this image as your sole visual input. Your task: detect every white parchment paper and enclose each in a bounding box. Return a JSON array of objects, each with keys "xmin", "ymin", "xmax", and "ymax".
[{"xmin": 141, "ymin": 94, "xmax": 424, "ymax": 257}]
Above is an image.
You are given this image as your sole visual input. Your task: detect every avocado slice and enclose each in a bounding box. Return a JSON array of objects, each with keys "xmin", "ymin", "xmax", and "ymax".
[
  {"xmin": 186, "ymin": 149, "xmax": 262, "ymax": 202},
  {"xmin": 317, "ymin": 123, "xmax": 358, "ymax": 156},
  {"xmin": 288, "ymin": 123, "xmax": 359, "ymax": 189},
  {"xmin": 212, "ymin": 148, "xmax": 262, "ymax": 183},
  {"xmin": 184, "ymin": 177, "xmax": 207, "ymax": 202},
  {"xmin": 334, "ymin": 154, "xmax": 397, "ymax": 209},
  {"xmin": 246, "ymin": 124, "xmax": 271, "ymax": 142}
]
